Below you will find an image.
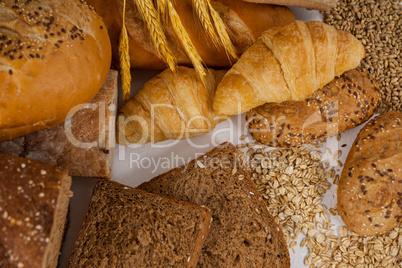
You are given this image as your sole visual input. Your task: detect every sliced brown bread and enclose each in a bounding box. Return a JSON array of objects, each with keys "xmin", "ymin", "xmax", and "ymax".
[
  {"xmin": 68, "ymin": 180, "xmax": 212, "ymax": 268},
  {"xmin": 0, "ymin": 153, "xmax": 72, "ymax": 268},
  {"xmin": 138, "ymin": 142, "xmax": 290, "ymax": 267}
]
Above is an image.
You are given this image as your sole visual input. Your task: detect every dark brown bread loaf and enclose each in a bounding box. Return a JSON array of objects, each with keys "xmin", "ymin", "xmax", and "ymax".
[
  {"xmin": 0, "ymin": 70, "xmax": 118, "ymax": 178},
  {"xmin": 68, "ymin": 180, "xmax": 212, "ymax": 268},
  {"xmin": 138, "ymin": 142, "xmax": 290, "ymax": 268},
  {"xmin": 246, "ymin": 69, "xmax": 381, "ymax": 147},
  {"xmin": 0, "ymin": 153, "xmax": 72, "ymax": 268},
  {"xmin": 338, "ymin": 111, "xmax": 402, "ymax": 236}
]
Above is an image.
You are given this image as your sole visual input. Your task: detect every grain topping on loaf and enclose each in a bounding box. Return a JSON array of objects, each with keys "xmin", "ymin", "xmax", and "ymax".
[
  {"xmin": 247, "ymin": 69, "xmax": 381, "ymax": 147},
  {"xmin": 338, "ymin": 111, "xmax": 402, "ymax": 236},
  {"xmin": 0, "ymin": 153, "xmax": 72, "ymax": 268}
]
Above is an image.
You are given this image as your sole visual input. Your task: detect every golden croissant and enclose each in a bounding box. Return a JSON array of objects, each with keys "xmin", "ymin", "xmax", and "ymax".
[
  {"xmin": 117, "ymin": 67, "xmax": 227, "ymax": 145},
  {"xmin": 213, "ymin": 20, "xmax": 365, "ymax": 116}
]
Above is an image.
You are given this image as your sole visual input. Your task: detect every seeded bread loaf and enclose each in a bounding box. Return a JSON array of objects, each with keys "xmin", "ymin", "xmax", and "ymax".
[
  {"xmin": 68, "ymin": 180, "xmax": 212, "ymax": 268},
  {"xmin": 0, "ymin": 70, "xmax": 118, "ymax": 178},
  {"xmin": 138, "ymin": 142, "xmax": 290, "ymax": 267},
  {"xmin": 247, "ymin": 69, "xmax": 381, "ymax": 147},
  {"xmin": 0, "ymin": 0, "xmax": 111, "ymax": 141},
  {"xmin": 338, "ymin": 111, "xmax": 402, "ymax": 236},
  {"xmin": 0, "ymin": 153, "xmax": 72, "ymax": 268}
]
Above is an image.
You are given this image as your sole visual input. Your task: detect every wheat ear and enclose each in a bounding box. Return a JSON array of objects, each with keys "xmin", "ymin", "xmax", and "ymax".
[
  {"xmin": 156, "ymin": 0, "xmax": 168, "ymax": 23},
  {"xmin": 192, "ymin": 0, "xmax": 219, "ymax": 46},
  {"xmin": 135, "ymin": 0, "xmax": 176, "ymax": 71},
  {"xmin": 119, "ymin": 0, "xmax": 131, "ymax": 102},
  {"xmin": 168, "ymin": 0, "xmax": 206, "ymax": 79},
  {"xmin": 207, "ymin": 0, "xmax": 238, "ymax": 60}
]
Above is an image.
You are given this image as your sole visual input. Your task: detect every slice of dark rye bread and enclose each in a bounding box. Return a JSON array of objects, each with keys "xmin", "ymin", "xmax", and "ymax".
[
  {"xmin": 138, "ymin": 142, "xmax": 290, "ymax": 267},
  {"xmin": 0, "ymin": 153, "xmax": 72, "ymax": 268},
  {"xmin": 68, "ymin": 180, "xmax": 212, "ymax": 268}
]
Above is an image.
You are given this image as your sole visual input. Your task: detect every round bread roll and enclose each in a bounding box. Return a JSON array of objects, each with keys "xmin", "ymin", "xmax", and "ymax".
[
  {"xmin": 0, "ymin": 0, "xmax": 111, "ymax": 142},
  {"xmin": 338, "ymin": 111, "xmax": 402, "ymax": 236}
]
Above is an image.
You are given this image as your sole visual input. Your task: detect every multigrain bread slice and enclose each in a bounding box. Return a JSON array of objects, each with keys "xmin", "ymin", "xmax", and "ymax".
[
  {"xmin": 68, "ymin": 180, "xmax": 212, "ymax": 268},
  {"xmin": 0, "ymin": 70, "xmax": 118, "ymax": 178},
  {"xmin": 338, "ymin": 111, "xmax": 402, "ymax": 236},
  {"xmin": 138, "ymin": 142, "xmax": 290, "ymax": 267},
  {"xmin": 0, "ymin": 153, "xmax": 72, "ymax": 268}
]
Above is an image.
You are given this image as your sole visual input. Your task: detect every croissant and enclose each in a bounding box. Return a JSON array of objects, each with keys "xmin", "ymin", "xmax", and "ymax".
[
  {"xmin": 117, "ymin": 67, "xmax": 227, "ymax": 145},
  {"xmin": 213, "ymin": 20, "xmax": 365, "ymax": 116}
]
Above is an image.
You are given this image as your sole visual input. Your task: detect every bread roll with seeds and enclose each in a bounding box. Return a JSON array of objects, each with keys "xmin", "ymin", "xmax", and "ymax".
[
  {"xmin": 338, "ymin": 111, "xmax": 402, "ymax": 236},
  {"xmin": 0, "ymin": 0, "xmax": 111, "ymax": 142},
  {"xmin": 213, "ymin": 20, "xmax": 365, "ymax": 116},
  {"xmin": 0, "ymin": 153, "xmax": 72, "ymax": 268},
  {"xmin": 246, "ymin": 69, "xmax": 381, "ymax": 147}
]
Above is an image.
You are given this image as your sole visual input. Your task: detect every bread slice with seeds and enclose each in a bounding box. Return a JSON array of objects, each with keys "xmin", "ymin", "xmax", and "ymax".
[
  {"xmin": 247, "ymin": 69, "xmax": 381, "ymax": 147},
  {"xmin": 0, "ymin": 153, "xmax": 72, "ymax": 268},
  {"xmin": 68, "ymin": 180, "xmax": 212, "ymax": 268},
  {"xmin": 138, "ymin": 142, "xmax": 290, "ymax": 267}
]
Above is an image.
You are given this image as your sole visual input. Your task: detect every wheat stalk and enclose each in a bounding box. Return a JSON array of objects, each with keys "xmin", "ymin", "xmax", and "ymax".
[
  {"xmin": 167, "ymin": 0, "xmax": 206, "ymax": 79},
  {"xmin": 207, "ymin": 0, "xmax": 238, "ymax": 60},
  {"xmin": 119, "ymin": 0, "xmax": 131, "ymax": 102},
  {"xmin": 192, "ymin": 0, "xmax": 219, "ymax": 46},
  {"xmin": 135, "ymin": 0, "xmax": 176, "ymax": 71}
]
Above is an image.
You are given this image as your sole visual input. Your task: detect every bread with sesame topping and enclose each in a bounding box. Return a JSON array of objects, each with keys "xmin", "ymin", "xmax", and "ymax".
[
  {"xmin": 0, "ymin": 0, "xmax": 111, "ymax": 142},
  {"xmin": 0, "ymin": 70, "xmax": 118, "ymax": 178},
  {"xmin": 338, "ymin": 111, "xmax": 402, "ymax": 236},
  {"xmin": 68, "ymin": 180, "xmax": 212, "ymax": 268},
  {"xmin": 246, "ymin": 69, "xmax": 381, "ymax": 147},
  {"xmin": 0, "ymin": 153, "xmax": 72, "ymax": 268},
  {"xmin": 138, "ymin": 142, "xmax": 290, "ymax": 267}
]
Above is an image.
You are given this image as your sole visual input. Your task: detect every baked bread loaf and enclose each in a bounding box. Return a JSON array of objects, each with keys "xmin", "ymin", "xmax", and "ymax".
[
  {"xmin": 117, "ymin": 66, "xmax": 228, "ymax": 145},
  {"xmin": 246, "ymin": 69, "xmax": 382, "ymax": 147},
  {"xmin": 68, "ymin": 180, "xmax": 212, "ymax": 268},
  {"xmin": 0, "ymin": 153, "xmax": 72, "ymax": 268},
  {"xmin": 85, "ymin": 0, "xmax": 294, "ymax": 69},
  {"xmin": 0, "ymin": 70, "xmax": 118, "ymax": 178},
  {"xmin": 213, "ymin": 20, "xmax": 365, "ymax": 116},
  {"xmin": 138, "ymin": 142, "xmax": 290, "ymax": 267},
  {"xmin": 338, "ymin": 111, "xmax": 402, "ymax": 236},
  {"xmin": 0, "ymin": 0, "xmax": 111, "ymax": 142},
  {"xmin": 241, "ymin": 0, "xmax": 336, "ymax": 11}
]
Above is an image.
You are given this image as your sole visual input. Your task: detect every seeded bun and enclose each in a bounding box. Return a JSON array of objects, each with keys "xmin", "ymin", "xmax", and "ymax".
[
  {"xmin": 0, "ymin": 0, "xmax": 111, "ymax": 142},
  {"xmin": 338, "ymin": 111, "xmax": 402, "ymax": 236}
]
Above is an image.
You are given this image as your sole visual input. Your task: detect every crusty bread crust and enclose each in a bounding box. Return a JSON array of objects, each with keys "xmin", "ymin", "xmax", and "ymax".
[
  {"xmin": 0, "ymin": 70, "xmax": 118, "ymax": 178},
  {"xmin": 247, "ymin": 69, "xmax": 382, "ymax": 147},
  {"xmin": 338, "ymin": 111, "xmax": 402, "ymax": 236},
  {"xmin": 85, "ymin": 0, "xmax": 294, "ymax": 69},
  {"xmin": 0, "ymin": 0, "xmax": 111, "ymax": 141},
  {"xmin": 138, "ymin": 142, "xmax": 290, "ymax": 267}
]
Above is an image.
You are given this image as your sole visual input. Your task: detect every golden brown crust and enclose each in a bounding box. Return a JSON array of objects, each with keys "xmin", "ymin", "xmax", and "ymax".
[
  {"xmin": 0, "ymin": 70, "xmax": 118, "ymax": 178},
  {"xmin": 338, "ymin": 111, "xmax": 402, "ymax": 236},
  {"xmin": 86, "ymin": 0, "xmax": 294, "ymax": 69},
  {"xmin": 117, "ymin": 66, "xmax": 228, "ymax": 145},
  {"xmin": 213, "ymin": 20, "xmax": 365, "ymax": 116},
  {"xmin": 0, "ymin": 0, "xmax": 112, "ymax": 141},
  {"xmin": 246, "ymin": 69, "xmax": 382, "ymax": 147}
]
